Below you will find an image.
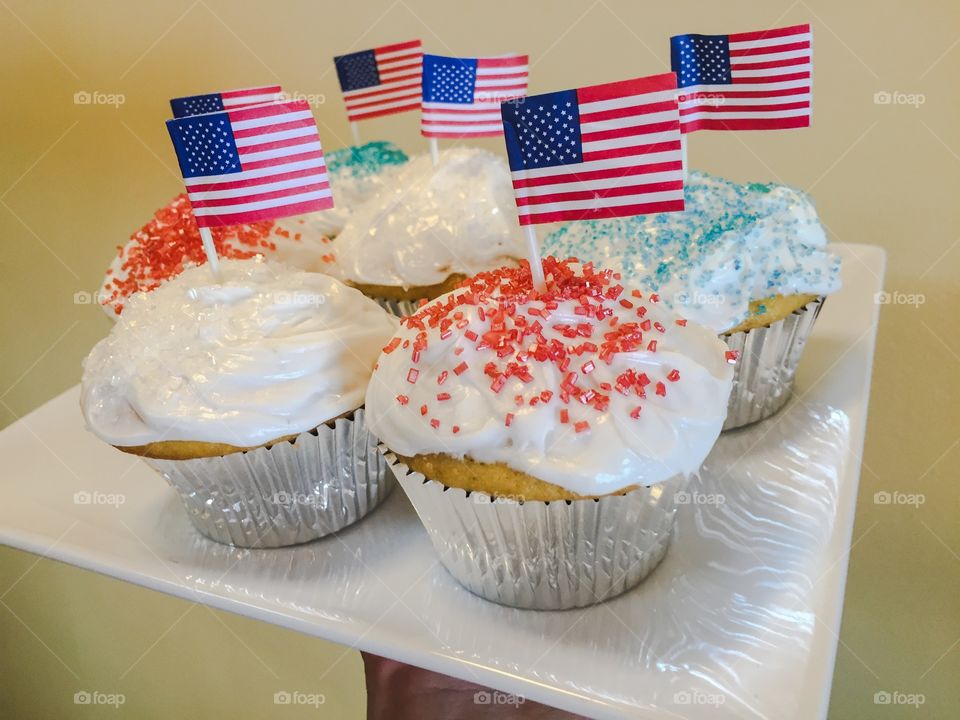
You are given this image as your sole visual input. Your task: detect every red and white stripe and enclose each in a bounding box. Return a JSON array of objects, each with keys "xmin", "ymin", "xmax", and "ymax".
[
  {"xmin": 222, "ymin": 85, "xmax": 283, "ymax": 109},
  {"xmin": 511, "ymin": 74, "xmax": 684, "ymax": 226},
  {"xmin": 422, "ymin": 55, "xmax": 528, "ymax": 138},
  {"xmin": 186, "ymin": 100, "xmax": 333, "ymax": 227},
  {"xmin": 679, "ymin": 24, "xmax": 812, "ymax": 132},
  {"xmin": 343, "ymin": 40, "xmax": 423, "ymax": 122}
]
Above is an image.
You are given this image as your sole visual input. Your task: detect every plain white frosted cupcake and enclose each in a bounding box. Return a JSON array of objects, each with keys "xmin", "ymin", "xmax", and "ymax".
[{"xmin": 82, "ymin": 257, "xmax": 399, "ymax": 547}]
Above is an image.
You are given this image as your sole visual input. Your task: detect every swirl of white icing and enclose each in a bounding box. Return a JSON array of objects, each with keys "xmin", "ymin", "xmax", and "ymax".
[
  {"xmin": 364, "ymin": 260, "xmax": 733, "ymax": 495},
  {"xmin": 82, "ymin": 258, "xmax": 398, "ymax": 447},
  {"xmin": 329, "ymin": 148, "xmax": 527, "ymax": 289}
]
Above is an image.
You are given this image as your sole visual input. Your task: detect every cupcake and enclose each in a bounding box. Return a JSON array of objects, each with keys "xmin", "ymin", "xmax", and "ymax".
[
  {"xmin": 328, "ymin": 147, "xmax": 529, "ymax": 316},
  {"xmin": 365, "ymin": 257, "xmax": 734, "ymax": 609},
  {"xmin": 543, "ymin": 171, "xmax": 841, "ymax": 430},
  {"xmin": 82, "ymin": 257, "xmax": 399, "ymax": 547},
  {"xmin": 99, "ymin": 141, "xmax": 408, "ymax": 317}
]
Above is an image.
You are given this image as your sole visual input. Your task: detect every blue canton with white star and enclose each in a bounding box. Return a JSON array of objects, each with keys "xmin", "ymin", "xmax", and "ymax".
[
  {"xmin": 170, "ymin": 93, "xmax": 225, "ymax": 118},
  {"xmin": 501, "ymin": 89, "xmax": 581, "ymax": 172},
  {"xmin": 422, "ymin": 55, "xmax": 477, "ymax": 104},
  {"xmin": 335, "ymin": 50, "xmax": 381, "ymax": 92},
  {"xmin": 166, "ymin": 113, "xmax": 242, "ymax": 179},
  {"xmin": 670, "ymin": 34, "xmax": 732, "ymax": 88}
]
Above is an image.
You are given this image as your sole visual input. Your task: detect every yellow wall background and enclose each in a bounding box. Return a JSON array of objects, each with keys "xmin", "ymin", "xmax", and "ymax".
[{"xmin": 1, "ymin": 1, "xmax": 958, "ymax": 717}]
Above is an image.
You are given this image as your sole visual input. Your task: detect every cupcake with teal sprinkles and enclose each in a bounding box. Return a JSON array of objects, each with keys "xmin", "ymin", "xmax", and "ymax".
[{"xmin": 543, "ymin": 170, "xmax": 842, "ymax": 429}]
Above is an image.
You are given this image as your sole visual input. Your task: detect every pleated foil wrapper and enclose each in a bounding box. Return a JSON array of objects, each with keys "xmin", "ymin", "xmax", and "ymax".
[
  {"xmin": 384, "ymin": 449, "xmax": 687, "ymax": 610},
  {"xmin": 722, "ymin": 297, "xmax": 824, "ymax": 431},
  {"xmin": 144, "ymin": 409, "xmax": 393, "ymax": 548},
  {"xmin": 371, "ymin": 296, "xmax": 422, "ymax": 318}
]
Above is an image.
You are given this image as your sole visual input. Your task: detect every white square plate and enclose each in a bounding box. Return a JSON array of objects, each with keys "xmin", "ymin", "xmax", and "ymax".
[{"xmin": 0, "ymin": 244, "xmax": 885, "ymax": 719}]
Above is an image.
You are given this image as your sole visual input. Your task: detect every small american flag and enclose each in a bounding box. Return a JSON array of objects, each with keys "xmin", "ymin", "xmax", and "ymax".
[
  {"xmin": 170, "ymin": 86, "xmax": 283, "ymax": 118},
  {"xmin": 165, "ymin": 99, "xmax": 333, "ymax": 228},
  {"xmin": 422, "ymin": 54, "xmax": 528, "ymax": 138},
  {"xmin": 500, "ymin": 73, "xmax": 684, "ymax": 226},
  {"xmin": 335, "ymin": 40, "xmax": 423, "ymax": 122},
  {"xmin": 671, "ymin": 23, "xmax": 812, "ymax": 132}
]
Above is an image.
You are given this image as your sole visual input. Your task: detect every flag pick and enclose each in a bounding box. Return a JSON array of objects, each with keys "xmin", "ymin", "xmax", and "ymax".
[
  {"xmin": 421, "ymin": 53, "xmax": 529, "ymax": 166},
  {"xmin": 170, "ymin": 85, "xmax": 283, "ymax": 118},
  {"xmin": 500, "ymin": 72, "xmax": 686, "ymax": 292},
  {"xmin": 334, "ymin": 39, "xmax": 424, "ymax": 146},
  {"xmin": 165, "ymin": 99, "xmax": 334, "ymax": 281},
  {"xmin": 669, "ymin": 23, "xmax": 812, "ymax": 134}
]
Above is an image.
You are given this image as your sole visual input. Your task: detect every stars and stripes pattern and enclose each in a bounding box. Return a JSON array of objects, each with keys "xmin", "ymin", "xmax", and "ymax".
[
  {"xmin": 670, "ymin": 23, "xmax": 812, "ymax": 132},
  {"xmin": 170, "ymin": 86, "xmax": 283, "ymax": 118},
  {"xmin": 165, "ymin": 99, "xmax": 333, "ymax": 228},
  {"xmin": 501, "ymin": 73, "xmax": 684, "ymax": 225},
  {"xmin": 335, "ymin": 40, "xmax": 423, "ymax": 122},
  {"xmin": 421, "ymin": 53, "xmax": 528, "ymax": 138}
]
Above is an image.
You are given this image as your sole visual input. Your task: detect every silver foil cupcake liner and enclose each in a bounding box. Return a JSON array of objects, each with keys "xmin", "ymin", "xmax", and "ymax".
[
  {"xmin": 722, "ymin": 297, "xmax": 824, "ymax": 431},
  {"xmin": 384, "ymin": 449, "xmax": 687, "ymax": 610},
  {"xmin": 144, "ymin": 409, "xmax": 394, "ymax": 548},
  {"xmin": 371, "ymin": 296, "xmax": 422, "ymax": 318}
]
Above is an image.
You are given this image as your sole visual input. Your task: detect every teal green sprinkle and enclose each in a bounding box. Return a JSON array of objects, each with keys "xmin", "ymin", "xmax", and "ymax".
[{"xmin": 327, "ymin": 141, "xmax": 408, "ymax": 182}]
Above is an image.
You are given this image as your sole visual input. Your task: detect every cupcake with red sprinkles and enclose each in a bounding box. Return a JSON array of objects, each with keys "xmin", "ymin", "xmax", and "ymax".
[
  {"xmin": 99, "ymin": 141, "xmax": 408, "ymax": 317},
  {"xmin": 365, "ymin": 257, "xmax": 734, "ymax": 609},
  {"xmin": 99, "ymin": 194, "xmax": 335, "ymax": 316}
]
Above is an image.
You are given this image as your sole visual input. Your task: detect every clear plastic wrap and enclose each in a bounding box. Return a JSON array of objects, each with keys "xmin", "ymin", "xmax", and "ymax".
[{"xmin": 154, "ymin": 402, "xmax": 849, "ymax": 718}]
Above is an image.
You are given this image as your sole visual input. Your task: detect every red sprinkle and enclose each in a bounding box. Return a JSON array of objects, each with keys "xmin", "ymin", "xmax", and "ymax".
[
  {"xmin": 505, "ymin": 412, "xmax": 514, "ymax": 427},
  {"xmin": 420, "ymin": 404, "xmax": 428, "ymax": 416},
  {"xmin": 396, "ymin": 394, "xmax": 409, "ymax": 405},
  {"xmin": 101, "ymin": 194, "xmax": 287, "ymax": 314},
  {"xmin": 667, "ymin": 369, "xmax": 680, "ymax": 382},
  {"xmin": 453, "ymin": 425, "xmax": 460, "ymax": 434},
  {"xmin": 437, "ymin": 392, "xmax": 451, "ymax": 401},
  {"xmin": 430, "ymin": 418, "xmax": 440, "ymax": 429},
  {"xmin": 560, "ymin": 408, "xmax": 569, "ymax": 424},
  {"xmin": 630, "ymin": 406, "xmax": 642, "ymax": 419},
  {"xmin": 437, "ymin": 370, "xmax": 448, "ymax": 385},
  {"xmin": 383, "ymin": 338, "xmax": 401, "ymax": 354},
  {"xmin": 574, "ymin": 420, "xmax": 590, "ymax": 433},
  {"xmin": 725, "ymin": 350, "xmax": 740, "ymax": 364},
  {"xmin": 675, "ymin": 318, "xmax": 688, "ymax": 327},
  {"xmin": 407, "ymin": 368, "xmax": 420, "ymax": 384},
  {"xmin": 453, "ymin": 361, "xmax": 469, "ymax": 375},
  {"xmin": 655, "ymin": 382, "xmax": 666, "ymax": 397}
]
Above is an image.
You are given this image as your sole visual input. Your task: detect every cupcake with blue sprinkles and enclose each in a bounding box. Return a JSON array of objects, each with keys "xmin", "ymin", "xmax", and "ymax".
[{"xmin": 543, "ymin": 170, "xmax": 841, "ymax": 429}]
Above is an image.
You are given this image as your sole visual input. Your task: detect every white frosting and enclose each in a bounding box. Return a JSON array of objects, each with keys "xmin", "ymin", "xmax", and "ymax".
[
  {"xmin": 365, "ymin": 269, "xmax": 733, "ymax": 495},
  {"xmin": 543, "ymin": 171, "xmax": 842, "ymax": 333},
  {"xmin": 329, "ymin": 148, "xmax": 527, "ymax": 289},
  {"xmin": 83, "ymin": 258, "xmax": 398, "ymax": 447}
]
